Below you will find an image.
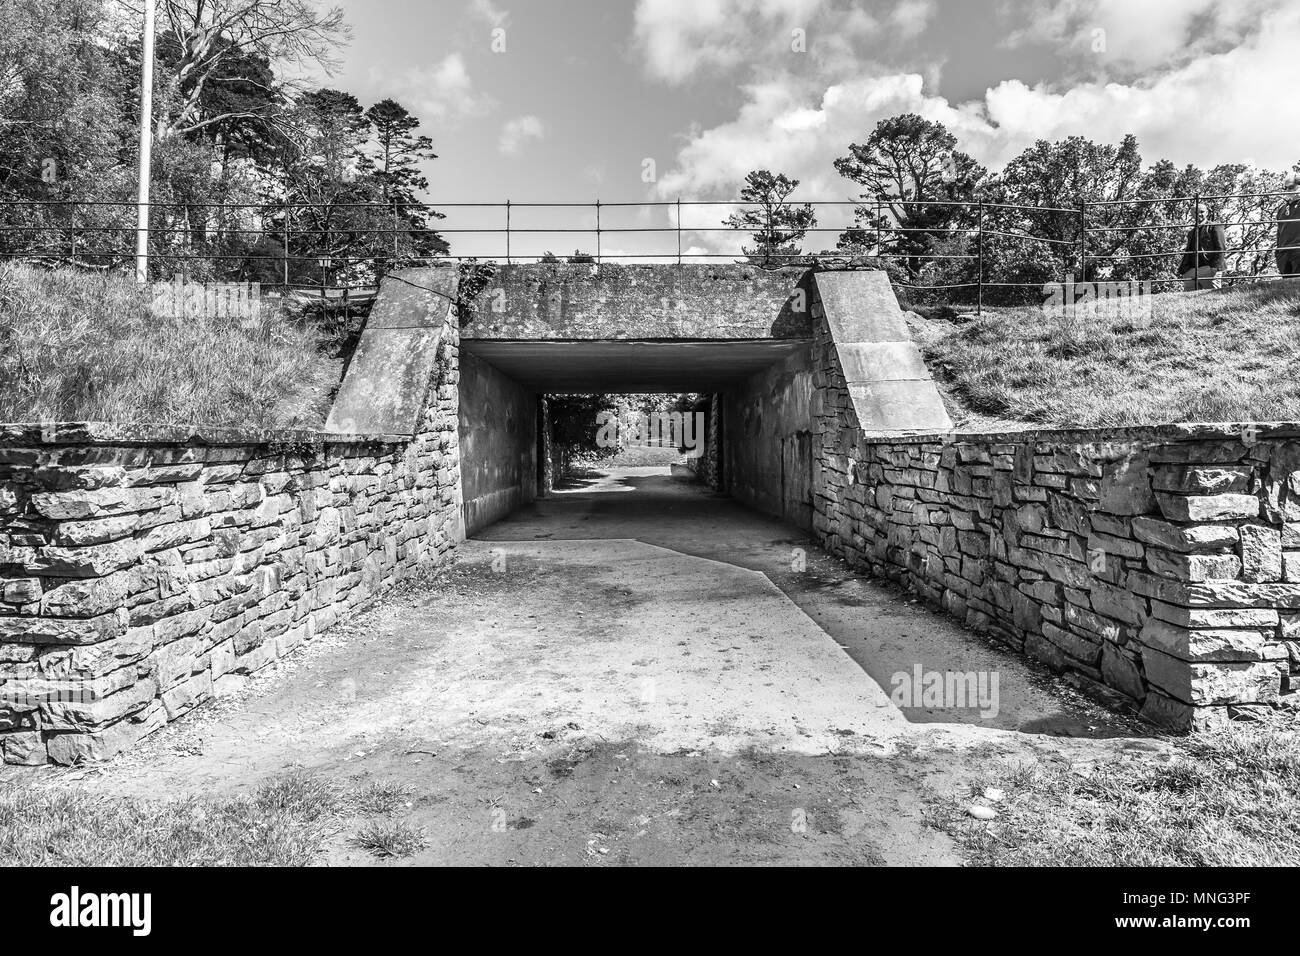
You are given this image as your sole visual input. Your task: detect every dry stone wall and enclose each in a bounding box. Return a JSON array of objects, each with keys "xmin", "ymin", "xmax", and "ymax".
[
  {"xmin": 807, "ymin": 298, "xmax": 1300, "ymax": 729},
  {"xmin": 0, "ymin": 368, "xmax": 461, "ymax": 765}
]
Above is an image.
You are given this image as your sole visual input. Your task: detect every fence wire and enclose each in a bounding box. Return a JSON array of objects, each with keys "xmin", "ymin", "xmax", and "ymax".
[{"xmin": 2, "ymin": 193, "xmax": 1298, "ymax": 310}]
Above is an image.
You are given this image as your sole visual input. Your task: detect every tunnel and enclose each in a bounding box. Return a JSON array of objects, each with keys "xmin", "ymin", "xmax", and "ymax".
[
  {"xmin": 456, "ymin": 338, "xmax": 816, "ymax": 534},
  {"xmin": 452, "ymin": 263, "xmax": 828, "ymax": 536},
  {"xmin": 321, "ymin": 261, "xmax": 1156, "ymax": 735},
  {"xmin": 450, "ymin": 262, "xmax": 949, "ymax": 538}
]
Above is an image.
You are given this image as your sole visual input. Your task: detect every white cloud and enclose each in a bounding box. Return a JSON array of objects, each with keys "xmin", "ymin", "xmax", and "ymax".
[
  {"xmin": 499, "ymin": 114, "xmax": 545, "ymax": 155},
  {"xmin": 889, "ymin": 0, "xmax": 935, "ymax": 39},
  {"xmin": 467, "ymin": 0, "xmax": 510, "ymax": 28},
  {"xmin": 373, "ymin": 53, "xmax": 495, "ymax": 124},
  {"xmin": 658, "ymin": 1, "xmax": 1300, "ymax": 206},
  {"xmin": 1002, "ymin": 0, "xmax": 1285, "ymax": 76},
  {"xmin": 633, "ymin": 0, "xmax": 930, "ymax": 83}
]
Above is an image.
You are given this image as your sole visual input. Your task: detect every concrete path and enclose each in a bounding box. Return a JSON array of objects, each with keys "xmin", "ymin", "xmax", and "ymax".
[{"xmin": 481, "ymin": 466, "xmax": 1144, "ymax": 737}]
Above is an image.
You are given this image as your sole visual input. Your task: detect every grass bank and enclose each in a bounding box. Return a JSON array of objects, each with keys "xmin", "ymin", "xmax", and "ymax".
[
  {"xmin": 916, "ymin": 282, "xmax": 1300, "ymax": 427},
  {"xmin": 0, "ymin": 264, "xmax": 339, "ymax": 428}
]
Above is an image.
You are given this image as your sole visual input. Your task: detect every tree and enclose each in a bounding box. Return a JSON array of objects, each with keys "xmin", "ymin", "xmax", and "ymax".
[
  {"xmin": 983, "ymin": 134, "xmax": 1145, "ymax": 285},
  {"xmin": 0, "ymin": 0, "xmax": 135, "ymax": 267},
  {"xmin": 834, "ymin": 114, "xmax": 984, "ymax": 280},
  {"xmin": 365, "ymin": 99, "xmax": 431, "ymax": 203},
  {"xmin": 0, "ymin": 3, "xmax": 453, "ymax": 286},
  {"xmin": 274, "ymin": 88, "xmax": 375, "ymax": 286},
  {"xmin": 724, "ymin": 170, "xmax": 816, "ymax": 265},
  {"xmin": 120, "ymin": 0, "xmax": 349, "ymax": 143},
  {"xmin": 364, "ymin": 98, "xmax": 447, "ymax": 265}
]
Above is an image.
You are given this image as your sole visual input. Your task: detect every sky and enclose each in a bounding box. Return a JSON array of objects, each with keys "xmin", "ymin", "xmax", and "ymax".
[{"xmin": 316, "ymin": 0, "xmax": 1300, "ymax": 259}]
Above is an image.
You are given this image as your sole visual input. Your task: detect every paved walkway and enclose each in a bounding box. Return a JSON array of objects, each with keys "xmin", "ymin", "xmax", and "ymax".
[{"xmin": 481, "ymin": 466, "xmax": 1141, "ymax": 737}]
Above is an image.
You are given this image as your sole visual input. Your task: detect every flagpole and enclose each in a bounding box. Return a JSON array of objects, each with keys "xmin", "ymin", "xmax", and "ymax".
[{"xmin": 134, "ymin": 0, "xmax": 156, "ymax": 283}]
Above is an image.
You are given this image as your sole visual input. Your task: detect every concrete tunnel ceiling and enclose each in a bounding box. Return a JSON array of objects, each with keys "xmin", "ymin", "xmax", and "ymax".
[{"xmin": 460, "ymin": 339, "xmax": 810, "ymax": 393}]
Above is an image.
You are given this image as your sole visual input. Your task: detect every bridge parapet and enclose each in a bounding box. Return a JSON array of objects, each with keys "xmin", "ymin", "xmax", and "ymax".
[{"xmin": 459, "ymin": 262, "xmax": 815, "ymax": 340}]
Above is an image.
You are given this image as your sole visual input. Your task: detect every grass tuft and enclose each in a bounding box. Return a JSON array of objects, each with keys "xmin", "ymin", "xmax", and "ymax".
[
  {"xmin": 347, "ymin": 780, "xmax": 414, "ymax": 816},
  {"xmin": 352, "ymin": 819, "xmax": 428, "ymax": 859}
]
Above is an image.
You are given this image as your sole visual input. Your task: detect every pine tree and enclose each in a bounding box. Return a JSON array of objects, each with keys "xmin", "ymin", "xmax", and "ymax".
[{"xmin": 724, "ymin": 170, "xmax": 816, "ymax": 266}]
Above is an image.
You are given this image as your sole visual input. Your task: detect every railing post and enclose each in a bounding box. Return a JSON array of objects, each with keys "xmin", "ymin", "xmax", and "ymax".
[
  {"xmin": 390, "ymin": 199, "xmax": 399, "ymax": 277},
  {"xmin": 977, "ymin": 201, "xmax": 984, "ymax": 316},
  {"xmin": 1079, "ymin": 200, "xmax": 1087, "ymax": 284},
  {"xmin": 875, "ymin": 199, "xmax": 882, "ymax": 257},
  {"xmin": 595, "ymin": 199, "xmax": 601, "ymax": 264},
  {"xmin": 676, "ymin": 197, "xmax": 682, "ymax": 266},
  {"xmin": 1193, "ymin": 193, "xmax": 1201, "ymax": 288},
  {"xmin": 282, "ymin": 207, "xmax": 290, "ymax": 289},
  {"xmin": 505, "ymin": 199, "xmax": 511, "ymax": 264}
]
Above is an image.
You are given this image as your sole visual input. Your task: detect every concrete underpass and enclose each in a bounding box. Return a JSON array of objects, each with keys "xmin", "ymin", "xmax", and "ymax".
[
  {"xmin": 35, "ymin": 263, "xmax": 1155, "ymax": 868},
  {"xmin": 449, "ymin": 265, "xmax": 1131, "ymax": 738}
]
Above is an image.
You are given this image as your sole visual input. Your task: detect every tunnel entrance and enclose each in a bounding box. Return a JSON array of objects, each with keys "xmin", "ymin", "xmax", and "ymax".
[
  {"xmin": 456, "ymin": 337, "xmax": 815, "ymax": 538},
  {"xmin": 327, "ymin": 264, "xmax": 1125, "ymax": 736}
]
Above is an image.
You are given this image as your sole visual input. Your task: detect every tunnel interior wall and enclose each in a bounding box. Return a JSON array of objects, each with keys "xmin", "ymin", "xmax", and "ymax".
[
  {"xmin": 722, "ymin": 345, "xmax": 817, "ymax": 532},
  {"xmin": 458, "ymin": 350, "xmax": 537, "ymax": 535}
]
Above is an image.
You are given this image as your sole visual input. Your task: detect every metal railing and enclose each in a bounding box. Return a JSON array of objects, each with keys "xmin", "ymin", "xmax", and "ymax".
[{"xmin": 1, "ymin": 193, "xmax": 1297, "ymax": 310}]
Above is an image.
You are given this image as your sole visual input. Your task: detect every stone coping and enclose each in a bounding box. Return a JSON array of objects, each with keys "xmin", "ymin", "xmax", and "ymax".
[
  {"xmin": 0, "ymin": 422, "xmax": 411, "ymax": 448},
  {"xmin": 858, "ymin": 421, "xmax": 1300, "ymax": 446},
  {"xmin": 5, "ymin": 420, "xmax": 1299, "ymax": 450}
]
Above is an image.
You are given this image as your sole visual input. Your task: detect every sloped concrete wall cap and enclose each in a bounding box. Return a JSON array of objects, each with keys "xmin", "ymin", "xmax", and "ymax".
[
  {"xmin": 812, "ymin": 270, "xmax": 953, "ymax": 432},
  {"xmin": 326, "ymin": 267, "xmax": 459, "ymax": 436}
]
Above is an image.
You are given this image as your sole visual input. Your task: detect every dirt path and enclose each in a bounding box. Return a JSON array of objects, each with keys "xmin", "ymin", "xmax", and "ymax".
[{"xmin": 5, "ymin": 467, "xmax": 1167, "ymax": 866}]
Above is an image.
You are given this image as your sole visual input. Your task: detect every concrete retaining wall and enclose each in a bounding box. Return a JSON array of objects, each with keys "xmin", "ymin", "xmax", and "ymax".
[
  {"xmin": 724, "ymin": 348, "xmax": 817, "ymax": 531},
  {"xmin": 458, "ymin": 350, "xmax": 537, "ymax": 535}
]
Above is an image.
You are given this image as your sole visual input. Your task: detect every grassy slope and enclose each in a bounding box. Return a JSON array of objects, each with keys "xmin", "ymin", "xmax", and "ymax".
[
  {"xmin": 0, "ymin": 264, "xmax": 340, "ymax": 429},
  {"xmin": 915, "ymin": 282, "xmax": 1300, "ymax": 428}
]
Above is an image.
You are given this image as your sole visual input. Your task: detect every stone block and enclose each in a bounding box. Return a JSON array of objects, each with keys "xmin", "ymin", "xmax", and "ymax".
[
  {"xmin": 1238, "ymin": 523, "xmax": 1283, "ymax": 583},
  {"xmin": 1156, "ymin": 493, "xmax": 1260, "ymax": 522},
  {"xmin": 1132, "ymin": 516, "xmax": 1238, "ymax": 553},
  {"xmin": 1138, "ymin": 618, "xmax": 1275, "ymax": 662},
  {"xmin": 1145, "ymin": 549, "xmax": 1241, "ymax": 582}
]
